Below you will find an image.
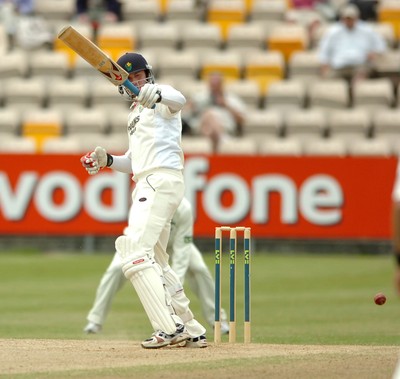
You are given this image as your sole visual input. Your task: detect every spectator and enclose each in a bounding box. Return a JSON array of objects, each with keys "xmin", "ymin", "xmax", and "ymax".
[
  {"xmin": 76, "ymin": 0, "xmax": 122, "ymax": 28},
  {"xmin": 0, "ymin": 0, "xmax": 52, "ymax": 50},
  {"xmin": 187, "ymin": 72, "xmax": 246, "ymax": 153},
  {"xmin": 318, "ymin": 4, "xmax": 386, "ymax": 87}
]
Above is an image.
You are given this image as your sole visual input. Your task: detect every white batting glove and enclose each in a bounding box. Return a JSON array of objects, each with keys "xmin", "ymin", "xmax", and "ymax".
[
  {"xmin": 118, "ymin": 85, "xmax": 136, "ymax": 101},
  {"xmin": 137, "ymin": 83, "xmax": 161, "ymax": 108},
  {"xmin": 80, "ymin": 146, "xmax": 109, "ymax": 175}
]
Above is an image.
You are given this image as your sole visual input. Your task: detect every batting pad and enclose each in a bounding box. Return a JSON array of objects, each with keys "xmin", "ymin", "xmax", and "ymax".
[
  {"xmin": 163, "ymin": 266, "xmax": 206, "ymax": 337},
  {"xmin": 116, "ymin": 236, "xmax": 177, "ymax": 334}
]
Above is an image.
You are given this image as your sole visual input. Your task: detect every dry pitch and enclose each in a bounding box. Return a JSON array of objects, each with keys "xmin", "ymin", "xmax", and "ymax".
[{"xmin": 0, "ymin": 339, "xmax": 398, "ymax": 379}]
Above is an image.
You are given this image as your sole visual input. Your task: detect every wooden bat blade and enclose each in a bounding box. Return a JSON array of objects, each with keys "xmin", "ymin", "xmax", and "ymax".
[{"xmin": 57, "ymin": 25, "xmax": 138, "ymax": 95}]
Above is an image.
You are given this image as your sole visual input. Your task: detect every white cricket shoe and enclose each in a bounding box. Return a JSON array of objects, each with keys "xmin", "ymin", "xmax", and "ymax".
[
  {"xmin": 84, "ymin": 322, "xmax": 102, "ymax": 334},
  {"xmin": 184, "ymin": 334, "xmax": 208, "ymax": 348},
  {"xmin": 141, "ymin": 324, "xmax": 189, "ymax": 349}
]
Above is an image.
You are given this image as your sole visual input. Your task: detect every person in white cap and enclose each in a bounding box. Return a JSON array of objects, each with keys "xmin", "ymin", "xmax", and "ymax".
[{"xmin": 318, "ymin": 3, "xmax": 386, "ymax": 87}]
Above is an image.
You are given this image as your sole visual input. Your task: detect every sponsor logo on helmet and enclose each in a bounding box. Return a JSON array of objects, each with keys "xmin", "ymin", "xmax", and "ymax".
[{"xmin": 125, "ymin": 62, "xmax": 133, "ymax": 72}]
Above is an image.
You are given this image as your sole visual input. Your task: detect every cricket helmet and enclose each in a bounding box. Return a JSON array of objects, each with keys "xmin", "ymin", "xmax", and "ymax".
[{"xmin": 117, "ymin": 53, "xmax": 155, "ymax": 84}]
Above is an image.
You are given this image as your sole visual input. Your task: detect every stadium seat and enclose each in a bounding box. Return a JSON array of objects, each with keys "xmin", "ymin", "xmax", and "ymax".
[
  {"xmin": 0, "ymin": 136, "xmax": 37, "ymax": 154},
  {"xmin": 303, "ymin": 138, "xmax": 347, "ymax": 157},
  {"xmin": 97, "ymin": 23, "xmax": 137, "ymax": 61},
  {"xmin": 0, "ymin": 50, "xmax": 29, "ymax": 79},
  {"xmin": 0, "ymin": 24, "xmax": 9, "ymax": 55},
  {"xmin": 181, "ymin": 22, "xmax": 223, "ymax": 56},
  {"xmin": 225, "ymin": 79, "xmax": 261, "ymax": 109},
  {"xmin": 374, "ymin": 50, "xmax": 400, "ymax": 78},
  {"xmin": 267, "ymin": 23, "xmax": 309, "ymax": 62},
  {"xmin": 34, "ymin": 0, "xmax": 75, "ymax": 25},
  {"xmin": 225, "ymin": 23, "xmax": 265, "ymax": 55},
  {"xmin": 348, "ymin": 138, "xmax": 392, "ymax": 156},
  {"xmin": 21, "ymin": 109, "xmax": 63, "ymax": 153},
  {"xmin": 0, "ymin": 109, "xmax": 21, "ymax": 135},
  {"xmin": 308, "ymin": 79, "xmax": 350, "ymax": 112},
  {"xmin": 89, "ymin": 80, "xmax": 131, "ymax": 112},
  {"xmin": 29, "ymin": 51, "xmax": 70, "ymax": 78},
  {"xmin": 138, "ymin": 22, "xmax": 179, "ymax": 51},
  {"xmin": 218, "ymin": 137, "xmax": 259, "ymax": 155},
  {"xmin": 206, "ymin": 0, "xmax": 246, "ymax": 42},
  {"xmin": 243, "ymin": 109, "xmax": 283, "ymax": 137},
  {"xmin": 47, "ymin": 78, "xmax": 89, "ymax": 114},
  {"xmin": 165, "ymin": 0, "xmax": 203, "ymax": 27},
  {"xmin": 200, "ymin": 51, "xmax": 242, "ymax": 82},
  {"xmin": 3, "ymin": 78, "xmax": 46, "ymax": 113},
  {"xmin": 352, "ymin": 78, "xmax": 394, "ymax": 114},
  {"xmin": 243, "ymin": 50, "xmax": 285, "ymax": 96},
  {"xmin": 157, "ymin": 50, "xmax": 200, "ymax": 81},
  {"xmin": 108, "ymin": 111, "xmax": 131, "ymax": 135},
  {"xmin": 371, "ymin": 109, "xmax": 400, "ymax": 146},
  {"xmin": 377, "ymin": 0, "xmax": 400, "ymax": 40},
  {"xmin": 65, "ymin": 109, "xmax": 108, "ymax": 136},
  {"xmin": 121, "ymin": 0, "xmax": 161, "ymax": 27},
  {"xmin": 181, "ymin": 136, "xmax": 213, "ymax": 155},
  {"xmin": 249, "ymin": 0, "xmax": 287, "ymax": 23},
  {"xmin": 287, "ymin": 50, "xmax": 321, "ymax": 83},
  {"xmin": 327, "ymin": 109, "xmax": 371, "ymax": 141},
  {"xmin": 258, "ymin": 136, "xmax": 303, "ymax": 156},
  {"xmin": 41, "ymin": 136, "xmax": 83, "ymax": 154},
  {"xmin": 264, "ymin": 79, "xmax": 306, "ymax": 111},
  {"xmin": 284, "ymin": 109, "xmax": 327, "ymax": 141}
]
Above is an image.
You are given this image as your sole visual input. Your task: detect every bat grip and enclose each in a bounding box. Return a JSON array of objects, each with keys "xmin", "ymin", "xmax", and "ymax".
[{"xmin": 122, "ymin": 79, "xmax": 140, "ymax": 96}]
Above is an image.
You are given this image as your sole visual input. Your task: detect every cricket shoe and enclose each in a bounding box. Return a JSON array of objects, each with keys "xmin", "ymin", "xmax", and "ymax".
[
  {"xmin": 181, "ymin": 334, "xmax": 208, "ymax": 348},
  {"xmin": 84, "ymin": 322, "xmax": 102, "ymax": 334},
  {"xmin": 141, "ymin": 324, "xmax": 189, "ymax": 349}
]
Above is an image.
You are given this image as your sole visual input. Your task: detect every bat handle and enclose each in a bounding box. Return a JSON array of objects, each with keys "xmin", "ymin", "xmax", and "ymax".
[
  {"xmin": 122, "ymin": 79, "xmax": 140, "ymax": 96},
  {"xmin": 122, "ymin": 79, "xmax": 156, "ymax": 109}
]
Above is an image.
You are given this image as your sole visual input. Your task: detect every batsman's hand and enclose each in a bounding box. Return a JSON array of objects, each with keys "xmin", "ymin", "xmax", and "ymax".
[
  {"xmin": 80, "ymin": 146, "xmax": 108, "ymax": 175},
  {"xmin": 137, "ymin": 83, "xmax": 161, "ymax": 108},
  {"xmin": 118, "ymin": 85, "xmax": 136, "ymax": 101}
]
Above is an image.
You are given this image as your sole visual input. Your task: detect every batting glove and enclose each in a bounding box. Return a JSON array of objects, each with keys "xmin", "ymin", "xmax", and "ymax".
[
  {"xmin": 118, "ymin": 85, "xmax": 136, "ymax": 101},
  {"xmin": 137, "ymin": 83, "xmax": 161, "ymax": 109},
  {"xmin": 80, "ymin": 146, "xmax": 111, "ymax": 175}
]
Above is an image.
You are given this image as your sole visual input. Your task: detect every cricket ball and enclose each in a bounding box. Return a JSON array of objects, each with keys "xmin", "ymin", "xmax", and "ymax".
[{"xmin": 374, "ymin": 292, "xmax": 386, "ymax": 305}]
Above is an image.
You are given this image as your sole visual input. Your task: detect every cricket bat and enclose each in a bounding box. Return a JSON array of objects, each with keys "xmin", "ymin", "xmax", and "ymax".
[{"xmin": 57, "ymin": 25, "xmax": 139, "ymax": 96}]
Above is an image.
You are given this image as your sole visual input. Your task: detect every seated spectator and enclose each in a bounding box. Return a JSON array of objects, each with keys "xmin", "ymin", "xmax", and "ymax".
[
  {"xmin": 187, "ymin": 72, "xmax": 246, "ymax": 154},
  {"xmin": 318, "ymin": 4, "xmax": 386, "ymax": 88},
  {"xmin": 0, "ymin": 0, "xmax": 52, "ymax": 50},
  {"xmin": 76, "ymin": 0, "xmax": 122, "ymax": 26}
]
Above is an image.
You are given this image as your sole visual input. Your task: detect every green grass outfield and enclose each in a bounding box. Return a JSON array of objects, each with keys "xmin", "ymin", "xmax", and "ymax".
[{"xmin": 0, "ymin": 250, "xmax": 399, "ymax": 345}]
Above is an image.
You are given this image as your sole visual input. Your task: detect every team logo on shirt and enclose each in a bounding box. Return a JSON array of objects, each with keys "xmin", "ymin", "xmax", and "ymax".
[
  {"xmin": 184, "ymin": 236, "xmax": 193, "ymax": 244},
  {"xmin": 128, "ymin": 115, "xmax": 140, "ymax": 135}
]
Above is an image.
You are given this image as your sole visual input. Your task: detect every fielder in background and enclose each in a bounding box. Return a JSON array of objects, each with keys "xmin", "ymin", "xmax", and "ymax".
[
  {"xmin": 83, "ymin": 197, "xmax": 230, "ymax": 337},
  {"xmin": 391, "ymin": 159, "xmax": 400, "ymax": 296},
  {"xmin": 81, "ymin": 52, "xmax": 207, "ymax": 349}
]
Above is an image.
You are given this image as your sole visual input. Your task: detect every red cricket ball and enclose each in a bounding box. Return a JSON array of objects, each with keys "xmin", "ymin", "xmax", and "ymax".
[{"xmin": 374, "ymin": 292, "xmax": 386, "ymax": 306}]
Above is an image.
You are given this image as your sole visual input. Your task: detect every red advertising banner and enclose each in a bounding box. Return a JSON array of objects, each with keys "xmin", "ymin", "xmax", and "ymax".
[{"xmin": 0, "ymin": 154, "xmax": 397, "ymax": 239}]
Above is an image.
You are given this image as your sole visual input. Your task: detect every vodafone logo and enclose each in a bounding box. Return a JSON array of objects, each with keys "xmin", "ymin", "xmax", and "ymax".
[
  {"xmin": 184, "ymin": 157, "xmax": 344, "ymax": 226},
  {"xmin": 0, "ymin": 170, "xmax": 130, "ymax": 222}
]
